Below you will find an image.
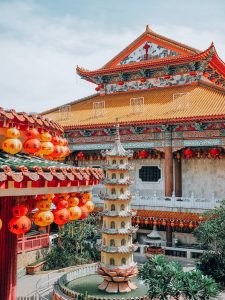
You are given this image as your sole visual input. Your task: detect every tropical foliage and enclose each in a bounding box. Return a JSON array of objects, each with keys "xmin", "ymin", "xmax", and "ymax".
[
  {"xmin": 44, "ymin": 215, "xmax": 100, "ymax": 270},
  {"xmin": 194, "ymin": 199, "xmax": 225, "ymax": 285},
  {"xmin": 138, "ymin": 255, "xmax": 218, "ymax": 300}
]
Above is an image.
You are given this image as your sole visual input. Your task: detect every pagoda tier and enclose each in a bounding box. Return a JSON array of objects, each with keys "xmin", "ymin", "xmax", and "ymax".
[
  {"xmin": 77, "ymin": 26, "xmax": 225, "ymax": 93},
  {"xmin": 97, "ymin": 124, "xmax": 138, "ymax": 293}
]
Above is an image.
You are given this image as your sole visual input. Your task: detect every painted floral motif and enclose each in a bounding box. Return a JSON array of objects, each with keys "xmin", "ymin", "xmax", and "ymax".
[
  {"xmin": 119, "ymin": 41, "xmax": 179, "ymax": 65},
  {"xmin": 101, "ymin": 72, "xmax": 202, "ymax": 95}
]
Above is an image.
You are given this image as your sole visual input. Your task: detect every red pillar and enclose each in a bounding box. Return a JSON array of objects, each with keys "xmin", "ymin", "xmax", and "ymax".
[
  {"xmin": 164, "ymin": 147, "xmax": 173, "ymax": 197},
  {"xmin": 174, "ymin": 158, "xmax": 182, "ymax": 197},
  {"xmin": 0, "ymin": 196, "xmax": 17, "ymax": 300}
]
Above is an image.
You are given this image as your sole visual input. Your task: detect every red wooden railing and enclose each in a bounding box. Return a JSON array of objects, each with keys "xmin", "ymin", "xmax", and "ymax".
[{"xmin": 17, "ymin": 234, "xmax": 49, "ymax": 253}]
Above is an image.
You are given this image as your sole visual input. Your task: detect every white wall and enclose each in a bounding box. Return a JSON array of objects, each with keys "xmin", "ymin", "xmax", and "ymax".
[{"xmin": 182, "ymin": 158, "xmax": 225, "ymax": 199}]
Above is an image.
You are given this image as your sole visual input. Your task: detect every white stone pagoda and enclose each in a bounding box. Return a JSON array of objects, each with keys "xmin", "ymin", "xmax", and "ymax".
[{"xmin": 97, "ymin": 123, "xmax": 138, "ymax": 293}]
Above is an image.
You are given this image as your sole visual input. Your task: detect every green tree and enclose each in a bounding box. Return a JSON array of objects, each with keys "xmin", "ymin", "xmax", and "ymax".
[
  {"xmin": 44, "ymin": 215, "xmax": 100, "ymax": 270},
  {"xmin": 194, "ymin": 200, "xmax": 225, "ymax": 285},
  {"xmin": 138, "ymin": 255, "xmax": 218, "ymax": 300}
]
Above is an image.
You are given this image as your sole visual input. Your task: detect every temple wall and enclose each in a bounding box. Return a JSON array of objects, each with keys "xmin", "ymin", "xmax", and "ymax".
[{"xmin": 182, "ymin": 158, "xmax": 225, "ymax": 199}]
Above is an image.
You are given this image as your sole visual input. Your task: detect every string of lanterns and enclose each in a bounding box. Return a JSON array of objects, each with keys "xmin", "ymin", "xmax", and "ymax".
[
  {"xmin": 132, "ymin": 216, "xmax": 199, "ymax": 230},
  {"xmin": 1, "ymin": 127, "xmax": 70, "ymax": 160},
  {"xmin": 5, "ymin": 192, "xmax": 94, "ymax": 235},
  {"xmin": 178, "ymin": 148, "xmax": 222, "ymax": 160}
]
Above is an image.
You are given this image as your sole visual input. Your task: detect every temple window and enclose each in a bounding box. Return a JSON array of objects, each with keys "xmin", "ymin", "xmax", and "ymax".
[
  {"xmin": 112, "ymin": 160, "xmax": 116, "ymax": 165},
  {"xmin": 110, "ymin": 258, "xmax": 115, "ymax": 265},
  {"xmin": 120, "ymin": 188, "xmax": 124, "ymax": 194},
  {"xmin": 120, "ymin": 160, "xmax": 124, "ymax": 164},
  {"xmin": 110, "ymin": 221, "xmax": 115, "ymax": 229},
  {"xmin": 110, "ymin": 239, "xmax": 115, "ymax": 247},
  {"xmin": 111, "ymin": 204, "xmax": 115, "ymax": 211},
  {"xmin": 112, "ymin": 173, "xmax": 116, "ymax": 179},
  {"xmin": 120, "ymin": 173, "xmax": 124, "ymax": 179},
  {"xmin": 139, "ymin": 166, "xmax": 161, "ymax": 182},
  {"xmin": 111, "ymin": 188, "xmax": 116, "ymax": 194},
  {"xmin": 121, "ymin": 257, "xmax": 126, "ymax": 265},
  {"xmin": 120, "ymin": 204, "xmax": 125, "ymax": 211},
  {"xmin": 130, "ymin": 97, "xmax": 144, "ymax": 114},
  {"xmin": 93, "ymin": 101, "xmax": 105, "ymax": 117},
  {"xmin": 121, "ymin": 221, "xmax": 125, "ymax": 229},
  {"xmin": 121, "ymin": 239, "xmax": 126, "ymax": 246}
]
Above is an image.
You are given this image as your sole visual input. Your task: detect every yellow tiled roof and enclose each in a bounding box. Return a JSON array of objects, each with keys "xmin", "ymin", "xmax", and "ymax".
[{"xmin": 44, "ymin": 82, "xmax": 225, "ymax": 128}]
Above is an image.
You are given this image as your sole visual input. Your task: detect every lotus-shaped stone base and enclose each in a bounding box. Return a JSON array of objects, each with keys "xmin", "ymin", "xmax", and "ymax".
[{"xmin": 97, "ymin": 264, "xmax": 138, "ymax": 293}]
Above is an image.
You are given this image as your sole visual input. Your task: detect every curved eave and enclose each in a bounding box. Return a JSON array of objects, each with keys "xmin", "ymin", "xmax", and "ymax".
[
  {"xmin": 0, "ymin": 107, "xmax": 64, "ymax": 134},
  {"xmin": 76, "ymin": 44, "xmax": 214, "ymax": 79},
  {"xmin": 210, "ymin": 49, "xmax": 225, "ymax": 77}
]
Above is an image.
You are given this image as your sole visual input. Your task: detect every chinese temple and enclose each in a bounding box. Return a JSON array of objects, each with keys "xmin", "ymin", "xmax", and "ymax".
[
  {"xmin": 43, "ymin": 25, "xmax": 225, "ymax": 248},
  {"xmin": 97, "ymin": 124, "xmax": 138, "ymax": 293},
  {"xmin": 0, "ymin": 107, "xmax": 103, "ymax": 300}
]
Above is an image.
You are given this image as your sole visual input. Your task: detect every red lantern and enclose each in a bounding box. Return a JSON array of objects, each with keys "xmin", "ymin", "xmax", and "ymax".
[
  {"xmin": 189, "ymin": 71, "xmax": 196, "ymax": 76},
  {"xmin": 209, "ymin": 148, "xmax": 220, "ymax": 159},
  {"xmin": 36, "ymin": 200, "xmax": 51, "ymax": 211},
  {"xmin": 138, "ymin": 150, "xmax": 148, "ymax": 159},
  {"xmin": 68, "ymin": 197, "xmax": 79, "ymax": 207},
  {"xmin": 179, "ymin": 221, "xmax": 184, "ymax": 228},
  {"xmin": 140, "ymin": 78, "xmax": 146, "ymax": 83},
  {"xmin": 12, "ymin": 205, "xmax": 28, "ymax": 217},
  {"xmin": 40, "ymin": 132, "xmax": 52, "ymax": 142},
  {"xmin": 26, "ymin": 128, "xmax": 39, "ymax": 139},
  {"xmin": 95, "ymin": 86, "xmax": 100, "ymax": 91},
  {"xmin": 79, "ymin": 206, "xmax": 89, "ymax": 220},
  {"xmin": 203, "ymin": 71, "xmax": 210, "ymax": 77},
  {"xmin": 57, "ymin": 199, "xmax": 68, "ymax": 209},
  {"xmin": 117, "ymin": 81, "xmax": 124, "ymax": 86},
  {"xmin": 51, "ymin": 136, "xmax": 60, "ymax": 145},
  {"xmin": 69, "ymin": 206, "xmax": 82, "ymax": 221},
  {"xmin": 164, "ymin": 75, "xmax": 171, "ymax": 79},
  {"xmin": 210, "ymin": 77, "xmax": 217, "ymax": 83},
  {"xmin": 23, "ymin": 138, "xmax": 41, "ymax": 154},
  {"xmin": 77, "ymin": 151, "xmax": 85, "ymax": 160},
  {"xmin": 39, "ymin": 141, "xmax": 54, "ymax": 156},
  {"xmin": 85, "ymin": 201, "xmax": 95, "ymax": 212},
  {"xmin": 9, "ymin": 216, "xmax": 31, "ymax": 235},
  {"xmin": 53, "ymin": 208, "xmax": 70, "ymax": 226},
  {"xmin": 33, "ymin": 210, "xmax": 54, "ymax": 229},
  {"xmin": 183, "ymin": 148, "xmax": 194, "ymax": 159},
  {"xmin": 6, "ymin": 127, "xmax": 20, "ymax": 138}
]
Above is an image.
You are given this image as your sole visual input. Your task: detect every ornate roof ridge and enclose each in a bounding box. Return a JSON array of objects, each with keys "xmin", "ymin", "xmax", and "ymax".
[
  {"xmin": 76, "ymin": 43, "xmax": 214, "ymax": 77},
  {"xmin": 101, "ymin": 25, "xmax": 200, "ymax": 69}
]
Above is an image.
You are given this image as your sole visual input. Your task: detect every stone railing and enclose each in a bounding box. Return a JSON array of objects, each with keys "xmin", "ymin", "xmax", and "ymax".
[{"xmin": 93, "ymin": 192, "xmax": 221, "ymax": 212}]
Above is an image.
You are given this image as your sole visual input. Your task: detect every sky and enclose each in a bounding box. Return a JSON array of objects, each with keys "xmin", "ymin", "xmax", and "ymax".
[{"xmin": 0, "ymin": 0, "xmax": 225, "ymax": 113}]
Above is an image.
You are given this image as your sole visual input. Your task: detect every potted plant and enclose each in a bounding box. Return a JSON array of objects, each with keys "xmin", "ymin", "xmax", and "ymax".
[{"xmin": 26, "ymin": 258, "xmax": 46, "ymax": 275}]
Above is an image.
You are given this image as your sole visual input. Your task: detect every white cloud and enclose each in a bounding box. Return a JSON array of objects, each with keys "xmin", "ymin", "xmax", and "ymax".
[{"xmin": 0, "ymin": 1, "xmax": 224, "ymax": 113}]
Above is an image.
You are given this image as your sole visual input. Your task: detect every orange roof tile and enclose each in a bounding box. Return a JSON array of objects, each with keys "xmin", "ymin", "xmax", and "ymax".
[
  {"xmin": 135, "ymin": 210, "xmax": 201, "ymax": 221},
  {"xmin": 43, "ymin": 81, "xmax": 225, "ymax": 129}
]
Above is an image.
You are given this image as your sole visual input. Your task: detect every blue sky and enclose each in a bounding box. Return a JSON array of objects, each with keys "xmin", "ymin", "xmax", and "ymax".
[{"xmin": 0, "ymin": 0, "xmax": 225, "ymax": 113}]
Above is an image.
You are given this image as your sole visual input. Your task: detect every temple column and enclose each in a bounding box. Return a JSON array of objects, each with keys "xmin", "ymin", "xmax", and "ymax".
[
  {"xmin": 0, "ymin": 196, "xmax": 17, "ymax": 300},
  {"xmin": 174, "ymin": 158, "xmax": 182, "ymax": 197},
  {"xmin": 166, "ymin": 225, "xmax": 173, "ymax": 247},
  {"xmin": 163, "ymin": 127, "xmax": 173, "ymax": 197}
]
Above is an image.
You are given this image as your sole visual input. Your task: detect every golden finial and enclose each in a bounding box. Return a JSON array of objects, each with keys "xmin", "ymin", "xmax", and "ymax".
[{"xmin": 145, "ymin": 25, "xmax": 153, "ymax": 33}]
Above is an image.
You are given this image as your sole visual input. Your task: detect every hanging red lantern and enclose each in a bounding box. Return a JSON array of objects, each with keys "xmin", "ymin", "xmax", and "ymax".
[
  {"xmin": 164, "ymin": 74, "xmax": 171, "ymax": 79},
  {"xmin": 69, "ymin": 206, "xmax": 82, "ymax": 221},
  {"xmin": 2, "ymin": 127, "xmax": 22, "ymax": 155},
  {"xmin": 53, "ymin": 208, "xmax": 70, "ymax": 227},
  {"xmin": 170, "ymin": 221, "xmax": 175, "ymax": 228},
  {"xmin": 162, "ymin": 219, "xmax": 166, "ymax": 226},
  {"xmin": 95, "ymin": 86, "xmax": 100, "ymax": 91},
  {"xmin": 40, "ymin": 132, "xmax": 52, "ymax": 142},
  {"xmin": 33, "ymin": 210, "xmax": 54, "ymax": 230},
  {"xmin": 9, "ymin": 216, "xmax": 31, "ymax": 235},
  {"xmin": 57, "ymin": 199, "xmax": 68, "ymax": 209},
  {"xmin": 51, "ymin": 136, "xmax": 60, "ymax": 145},
  {"xmin": 203, "ymin": 71, "xmax": 210, "ymax": 77},
  {"xmin": 138, "ymin": 150, "xmax": 148, "ymax": 159},
  {"xmin": 189, "ymin": 222, "xmax": 193, "ymax": 229},
  {"xmin": 39, "ymin": 141, "xmax": 54, "ymax": 156},
  {"xmin": 26, "ymin": 128, "xmax": 39, "ymax": 139},
  {"xmin": 144, "ymin": 218, "xmax": 149, "ymax": 225},
  {"xmin": 179, "ymin": 221, "xmax": 184, "ymax": 228},
  {"xmin": 79, "ymin": 206, "xmax": 89, "ymax": 220},
  {"xmin": 77, "ymin": 151, "xmax": 85, "ymax": 160},
  {"xmin": 209, "ymin": 148, "xmax": 220, "ymax": 159},
  {"xmin": 85, "ymin": 201, "xmax": 95, "ymax": 212},
  {"xmin": 210, "ymin": 77, "xmax": 217, "ymax": 83},
  {"xmin": 117, "ymin": 81, "xmax": 124, "ymax": 86},
  {"xmin": 36, "ymin": 200, "xmax": 51, "ymax": 211},
  {"xmin": 140, "ymin": 78, "xmax": 146, "ymax": 83},
  {"xmin": 23, "ymin": 138, "xmax": 41, "ymax": 154},
  {"xmin": 183, "ymin": 148, "xmax": 194, "ymax": 159},
  {"xmin": 189, "ymin": 71, "xmax": 196, "ymax": 76},
  {"xmin": 12, "ymin": 205, "xmax": 28, "ymax": 217},
  {"xmin": 68, "ymin": 196, "xmax": 79, "ymax": 207}
]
